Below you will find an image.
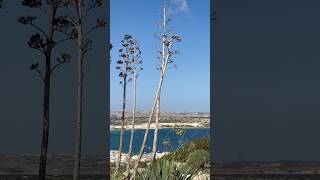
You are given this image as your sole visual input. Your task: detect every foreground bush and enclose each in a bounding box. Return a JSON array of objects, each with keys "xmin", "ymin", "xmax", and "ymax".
[
  {"xmin": 135, "ymin": 159, "xmax": 197, "ymax": 180},
  {"xmin": 186, "ymin": 149, "xmax": 210, "ymax": 170},
  {"xmin": 161, "ymin": 136, "xmax": 210, "ymax": 162}
]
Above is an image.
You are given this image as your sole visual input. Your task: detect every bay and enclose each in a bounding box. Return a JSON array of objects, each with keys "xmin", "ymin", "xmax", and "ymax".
[{"xmin": 110, "ymin": 128, "xmax": 210, "ymax": 154}]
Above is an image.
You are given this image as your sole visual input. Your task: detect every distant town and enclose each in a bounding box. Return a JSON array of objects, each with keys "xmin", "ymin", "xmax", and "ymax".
[
  {"xmin": 109, "ymin": 111, "xmax": 210, "ymax": 129},
  {"xmin": 110, "ymin": 111, "xmax": 210, "ymax": 117}
]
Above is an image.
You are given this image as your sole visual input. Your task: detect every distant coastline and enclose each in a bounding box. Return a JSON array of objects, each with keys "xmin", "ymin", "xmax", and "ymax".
[
  {"xmin": 110, "ymin": 110, "xmax": 210, "ymax": 117},
  {"xmin": 110, "ymin": 122, "xmax": 209, "ymax": 130},
  {"xmin": 110, "ymin": 111, "xmax": 210, "ymax": 130}
]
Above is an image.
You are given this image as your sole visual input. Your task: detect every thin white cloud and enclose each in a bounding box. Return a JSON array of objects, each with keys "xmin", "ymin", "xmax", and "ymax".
[{"xmin": 170, "ymin": 0, "xmax": 189, "ymax": 12}]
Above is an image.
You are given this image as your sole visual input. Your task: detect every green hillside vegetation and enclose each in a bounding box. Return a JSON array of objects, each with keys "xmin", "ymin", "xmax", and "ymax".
[
  {"xmin": 111, "ymin": 137, "xmax": 210, "ymax": 179},
  {"xmin": 160, "ymin": 136, "xmax": 210, "ymax": 163}
]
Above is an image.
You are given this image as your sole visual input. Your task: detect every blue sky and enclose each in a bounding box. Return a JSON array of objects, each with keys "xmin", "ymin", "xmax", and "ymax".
[{"xmin": 110, "ymin": 0, "xmax": 210, "ymax": 112}]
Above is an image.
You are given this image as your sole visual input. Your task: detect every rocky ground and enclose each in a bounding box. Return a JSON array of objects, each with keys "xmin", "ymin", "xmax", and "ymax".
[
  {"xmin": 213, "ymin": 161, "xmax": 320, "ymax": 180},
  {"xmin": 2, "ymin": 155, "xmax": 320, "ymax": 179},
  {"xmin": 0, "ymin": 154, "xmax": 108, "ymax": 179}
]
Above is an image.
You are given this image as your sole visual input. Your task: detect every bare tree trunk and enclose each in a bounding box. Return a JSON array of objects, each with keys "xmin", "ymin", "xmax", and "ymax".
[
  {"xmin": 73, "ymin": 1, "xmax": 83, "ymax": 179},
  {"xmin": 151, "ymin": 95, "xmax": 160, "ymax": 160},
  {"xmin": 151, "ymin": 4, "xmax": 167, "ymax": 162},
  {"xmin": 38, "ymin": 4, "xmax": 54, "ymax": 180},
  {"xmin": 116, "ymin": 75, "xmax": 127, "ymax": 171},
  {"xmin": 130, "ymin": 6, "xmax": 170, "ymax": 180},
  {"xmin": 130, "ymin": 74, "xmax": 164, "ymax": 180},
  {"xmin": 38, "ymin": 54, "xmax": 51, "ymax": 180},
  {"xmin": 125, "ymin": 69, "xmax": 136, "ymax": 176}
]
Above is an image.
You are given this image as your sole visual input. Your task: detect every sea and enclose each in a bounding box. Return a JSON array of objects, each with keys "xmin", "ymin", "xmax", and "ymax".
[{"xmin": 110, "ymin": 128, "xmax": 210, "ymax": 154}]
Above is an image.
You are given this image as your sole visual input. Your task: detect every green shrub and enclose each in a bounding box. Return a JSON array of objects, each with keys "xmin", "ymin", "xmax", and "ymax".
[
  {"xmin": 110, "ymin": 164, "xmax": 127, "ymax": 179},
  {"xmin": 135, "ymin": 159, "xmax": 197, "ymax": 180},
  {"xmin": 185, "ymin": 149, "xmax": 210, "ymax": 170},
  {"xmin": 161, "ymin": 136, "xmax": 210, "ymax": 162}
]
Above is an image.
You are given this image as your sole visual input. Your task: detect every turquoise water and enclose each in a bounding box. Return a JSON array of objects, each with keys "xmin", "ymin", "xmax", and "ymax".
[{"xmin": 110, "ymin": 128, "xmax": 210, "ymax": 154}]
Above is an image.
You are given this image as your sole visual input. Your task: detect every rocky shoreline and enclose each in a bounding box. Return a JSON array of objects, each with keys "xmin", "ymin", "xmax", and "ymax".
[{"xmin": 109, "ymin": 150, "xmax": 169, "ymax": 163}]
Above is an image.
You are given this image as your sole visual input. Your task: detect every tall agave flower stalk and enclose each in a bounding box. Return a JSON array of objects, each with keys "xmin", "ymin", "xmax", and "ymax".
[
  {"xmin": 54, "ymin": 1, "xmax": 106, "ymax": 179},
  {"xmin": 18, "ymin": 1, "xmax": 73, "ymax": 178},
  {"xmin": 125, "ymin": 39, "xmax": 143, "ymax": 177},
  {"xmin": 130, "ymin": 4, "xmax": 182, "ymax": 179},
  {"xmin": 151, "ymin": 2, "xmax": 181, "ymax": 161},
  {"xmin": 115, "ymin": 34, "xmax": 136, "ymax": 172}
]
